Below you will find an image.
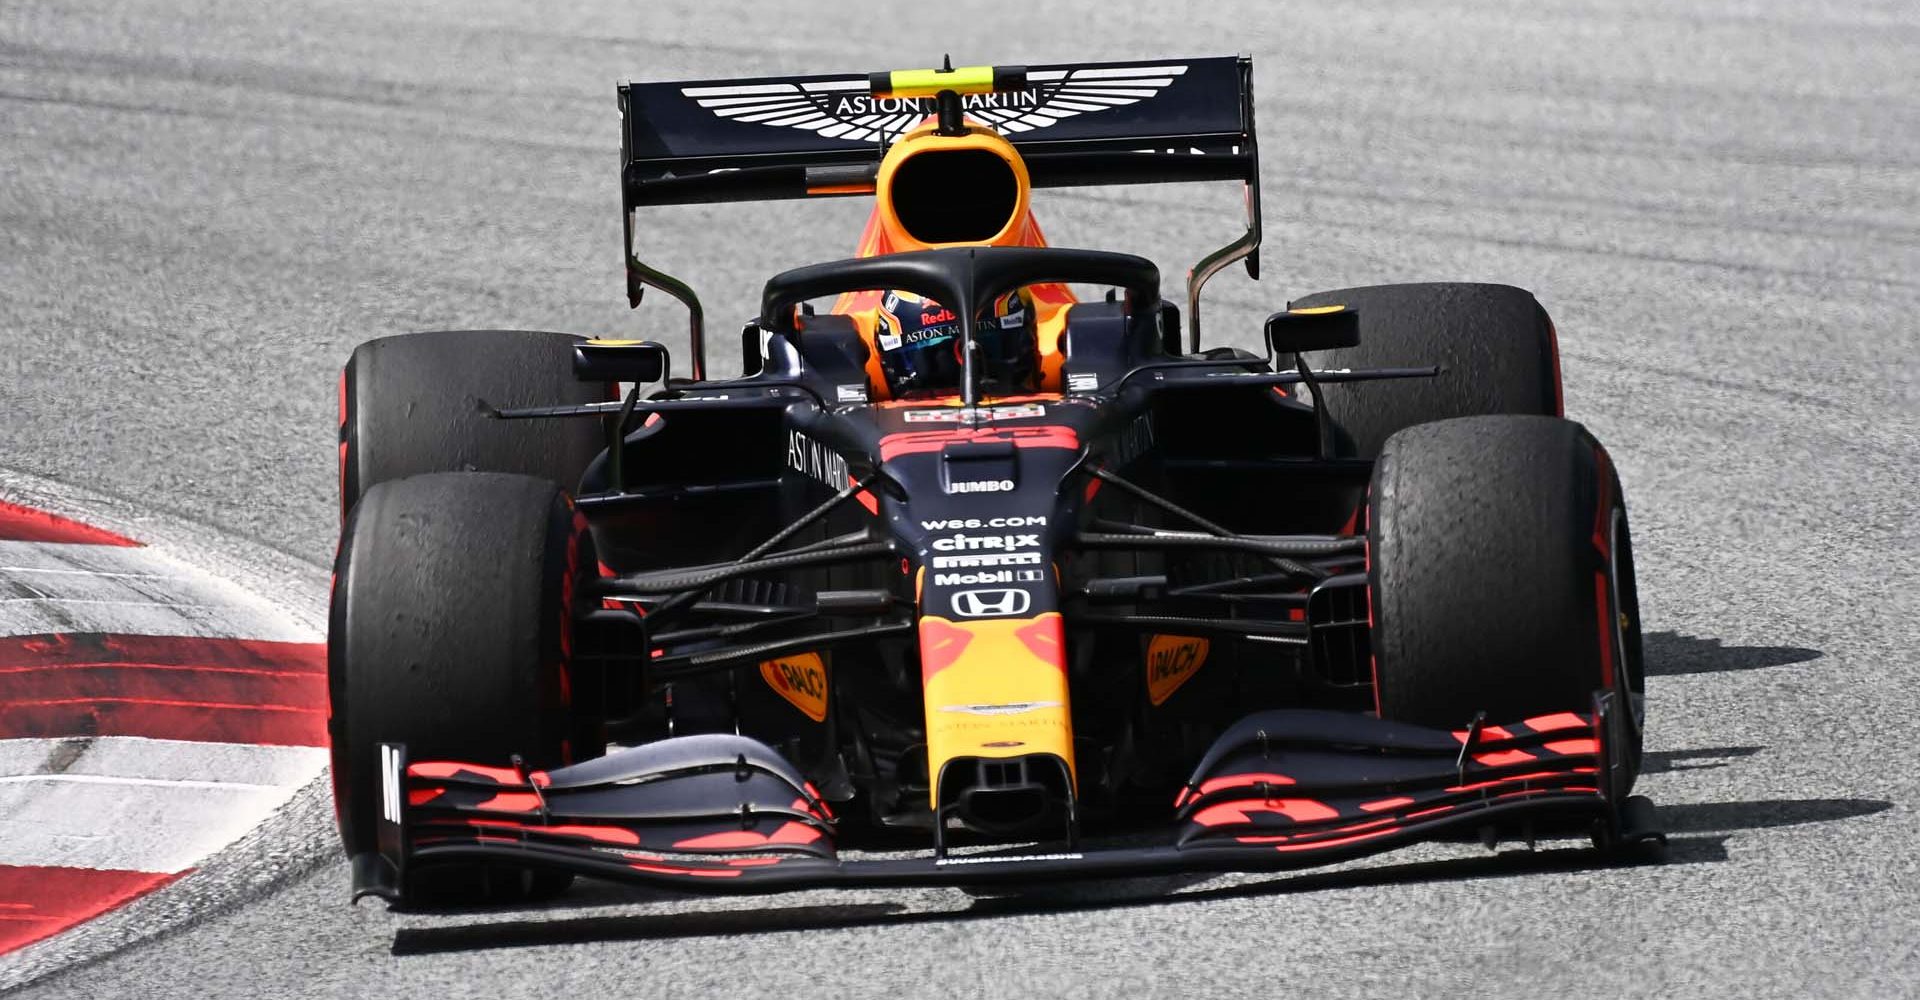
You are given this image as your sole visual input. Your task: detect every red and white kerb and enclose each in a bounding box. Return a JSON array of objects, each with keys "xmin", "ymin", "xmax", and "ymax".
[{"xmin": 0, "ymin": 500, "xmax": 325, "ymax": 956}]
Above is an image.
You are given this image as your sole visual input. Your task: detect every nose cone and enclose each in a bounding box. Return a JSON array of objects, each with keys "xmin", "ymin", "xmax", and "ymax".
[
  {"xmin": 946, "ymin": 752, "xmax": 1075, "ymax": 837},
  {"xmin": 919, "ymin": 613, "xmax": 1075, "ymax": 814}
]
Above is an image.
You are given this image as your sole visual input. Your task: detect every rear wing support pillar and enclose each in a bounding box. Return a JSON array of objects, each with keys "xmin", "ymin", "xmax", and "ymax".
[
  {"xmin": 623, "ymin": 207, "xmax": 708, "ymax": 381},
  {"xmin": 1185, "ymin": 56, "xmax": 1262, "ymax": 352},
  {"xmin": 620, "ymin": 84, "xmax": 710, "ymax": 381}
]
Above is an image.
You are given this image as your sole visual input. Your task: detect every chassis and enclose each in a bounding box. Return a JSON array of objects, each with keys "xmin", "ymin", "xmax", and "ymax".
[{"xmin": 332, "ymin": 57, "xmax": 1660, "ymax": 904}]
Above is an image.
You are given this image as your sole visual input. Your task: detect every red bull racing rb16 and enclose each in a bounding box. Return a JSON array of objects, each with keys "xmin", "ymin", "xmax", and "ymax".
[{"xmin": 329, "ymin": 56, "xmax": 1662, "ymax": 905}]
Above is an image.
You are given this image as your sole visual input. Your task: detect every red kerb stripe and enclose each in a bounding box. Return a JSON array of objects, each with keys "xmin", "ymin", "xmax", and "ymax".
[
  {"xmin": 0, "ymin": 866, "xmax": 183, "ymax": 955},
  {"xmin": 0, "ymin": 501, "xmax": 140, "ymax": 547},
  {"xmin": 0, "ymin": 634, "xmax": 327, "ymax": 746},
  {"xmin": 0, "ymin": 633, "xmax": 326, "ymax": 673}
]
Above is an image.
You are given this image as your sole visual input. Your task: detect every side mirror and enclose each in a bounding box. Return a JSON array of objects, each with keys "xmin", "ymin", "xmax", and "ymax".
[
  {"xmin": 1158, "ymin": 301, "xmax": 1182, "ymax": 356},
  {"xmin": 1265, "ymin": 305, "xmax": 1360, "ymax": 355},
  {"xmin": 574, "ymin": 339, "xmax": 669, "ymax": 384},
  {"xmin": 740, "ymin": 322, "xmax": 766, "ymax": 377}
]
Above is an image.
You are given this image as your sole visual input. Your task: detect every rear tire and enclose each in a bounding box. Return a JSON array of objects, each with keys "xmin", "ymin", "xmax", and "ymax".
[
  {"xmin": 1367, "ymin": 416, "xmax": 1642, "ymax": 776},
  {"xmin": 328, "ymin": 472, "xmax": 600, "ymax": 899},
  {"xmin": 338, "ymin": 330, "xmax": 611, "ymax": 518},
  {"xmin": 1289, "ymin": 283, "xmax": 1561, "ymax": 458}
]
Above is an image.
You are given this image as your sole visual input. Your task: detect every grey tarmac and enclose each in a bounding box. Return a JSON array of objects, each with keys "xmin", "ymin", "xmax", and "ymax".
[{"xmin": 2, "ymin": 0, "xmax": 1917, "ymax": 997}]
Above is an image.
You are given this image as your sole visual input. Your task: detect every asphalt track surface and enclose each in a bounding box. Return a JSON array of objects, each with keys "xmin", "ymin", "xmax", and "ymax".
[{"xmin": 3, "ymin": 0, "xmax": 1917, "ymax": 996}]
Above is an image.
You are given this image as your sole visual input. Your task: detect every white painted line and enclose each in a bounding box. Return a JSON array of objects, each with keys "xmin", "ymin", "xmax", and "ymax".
[
  {"xmin": 0, "ymin": 539, "xmax": 314, "ymax": 644},
  {"xmin": 0, "ymin": 602, "xmax": 307, "ymax": 642},
  {"xmin": 0, "ymin": 736, "xmax": 329, "ymax": 874},
  {"xmin": 0, "ymin": 737, "xmax": 326, "ymax": 790},
  {"xmin": 0, "ymin": 779, "xmax": 310, "ymax": 873},
  {"xmin": 0, "ymin": 775, "xmax": 284, "ymax": 792},
  {"xmin": 0, "ymin": 567, "xmax": 183, "ymax": 580},
  {"xmin": 0, "ymin": 542, "xmax": 180, "ymax": 575},
  {"xmin": 0, "ymin": 599, "xmax": 223, "ymax": 608}
]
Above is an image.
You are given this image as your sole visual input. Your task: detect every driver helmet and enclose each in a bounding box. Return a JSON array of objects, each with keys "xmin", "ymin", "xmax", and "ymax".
[{"xmin": 874, "ymin": 287, "xmax": 1039, "ymax": 398}]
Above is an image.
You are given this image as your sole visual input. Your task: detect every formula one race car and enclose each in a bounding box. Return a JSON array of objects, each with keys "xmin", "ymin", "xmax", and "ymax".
[{"xmin": 330, "ymin": 56, "xmax": 1660, "ymax": 905}]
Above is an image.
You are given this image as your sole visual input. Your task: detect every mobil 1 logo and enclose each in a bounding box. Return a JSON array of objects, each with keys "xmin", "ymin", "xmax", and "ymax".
[{"xmin": 934, "ymin": 567, "xmax": 1047, "ymax": 587}]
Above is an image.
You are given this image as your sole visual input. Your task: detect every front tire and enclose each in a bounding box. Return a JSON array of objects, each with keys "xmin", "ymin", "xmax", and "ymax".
[
  {"xmin": 1367, "ymin": 415, "xmax": 1642, "ymax": 776},
  {"xmin": 328, "ymin": 472, "xmax": 600, "ymax": 897}
]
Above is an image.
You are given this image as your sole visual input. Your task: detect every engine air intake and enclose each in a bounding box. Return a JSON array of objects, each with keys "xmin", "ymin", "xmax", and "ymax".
[{"xmin": 888, "ymin": 148, "xmax": 1020, "ymax": 246}]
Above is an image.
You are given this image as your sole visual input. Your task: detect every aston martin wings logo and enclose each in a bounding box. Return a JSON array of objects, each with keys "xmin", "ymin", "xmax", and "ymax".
[{"xmin": 679, "ymin": 64, "xmax": 1189, "ymax": 143}]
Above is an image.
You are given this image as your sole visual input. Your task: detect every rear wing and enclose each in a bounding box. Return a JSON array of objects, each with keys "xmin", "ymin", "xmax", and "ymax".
[{"xmin": 618, "ymin": 56, "xmax": 1260, "ymax": 377}]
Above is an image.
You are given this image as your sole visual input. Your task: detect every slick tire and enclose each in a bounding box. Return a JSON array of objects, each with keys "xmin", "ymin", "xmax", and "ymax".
[
  {"xmin": 1289, "ymin": 283, "xmax": 1561, "ymax": 458},
  {"xmin": 329, "ymin": 471, "xmax": 600, "ymax": 902},
  {"xmin": 338, "ymin": 330, "xmax": 612, "ymax": 519},
  {"xmin": 1367, "ymin": 415, "xmax": 1643, "ymax": 778}
]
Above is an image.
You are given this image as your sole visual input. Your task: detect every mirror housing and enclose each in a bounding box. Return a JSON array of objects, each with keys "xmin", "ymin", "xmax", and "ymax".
[
  {"xmin": 1265, "ymin": 305, "xmax": 1360, "ymax": 355},
  {"xmin": 574, "ymin": 339, "xmax": 669, "ymax": 384},
  {"xmin": 1158, "ymin": 301, "xmax": 1182, "ymax": 356}
]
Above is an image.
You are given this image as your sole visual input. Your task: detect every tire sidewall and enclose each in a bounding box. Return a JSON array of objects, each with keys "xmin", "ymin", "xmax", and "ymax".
[
  {"xmin": 1367, "ymin": 416, "xmax": 1636, "ymax": 772},
  {"xmin": 328, "ymin": 473, "xmax": 596, "ymax": 858}
]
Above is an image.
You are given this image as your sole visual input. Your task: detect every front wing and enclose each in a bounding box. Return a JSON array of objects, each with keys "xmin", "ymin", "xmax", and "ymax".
[{"xmin": 352, "ymin": 696, "xmax": 1661, "ymax": 902}]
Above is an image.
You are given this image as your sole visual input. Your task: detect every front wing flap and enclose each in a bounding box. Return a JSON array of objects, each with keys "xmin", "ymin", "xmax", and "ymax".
[{"xmin": 353, "ymin": 697, "xmax": 1659, "ymax": 903}]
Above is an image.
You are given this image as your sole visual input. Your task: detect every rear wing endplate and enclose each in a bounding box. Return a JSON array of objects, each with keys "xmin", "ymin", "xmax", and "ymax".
[{"xmin": 618, "ymin": 56, "xmax": 1260, "ymax": 377}]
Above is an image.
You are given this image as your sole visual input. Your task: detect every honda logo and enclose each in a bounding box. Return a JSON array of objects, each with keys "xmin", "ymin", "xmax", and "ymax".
[{"xmin": 949, "ymin": 588, "xmax": 1032, "ymax": 618}]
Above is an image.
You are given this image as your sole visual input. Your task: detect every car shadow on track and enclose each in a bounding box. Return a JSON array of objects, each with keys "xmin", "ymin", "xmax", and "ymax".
[
  {"xmin": 1642, "ymin": 631, "xmax": 1822, "ymax": 676},
  {"xmin": 386, "ymin": 796, "xmax": 1888, "ymax": 956},
  {"xmin": 1641, "ymin": 745, "xmax": 1767, "ymax": 774},
  {"xmin": 1657, "ymin": 797, "xmax": 1891, "ymax": 836},
  {"xmin": 385, "ymin": 846, "xmax": 1701, "ymax": 956}
]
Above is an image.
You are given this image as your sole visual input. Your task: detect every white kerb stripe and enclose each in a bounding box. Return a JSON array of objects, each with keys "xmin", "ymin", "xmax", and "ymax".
[{"xmin": 0, "ymin": 540, "xmax": 313, "ymax": 643}]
